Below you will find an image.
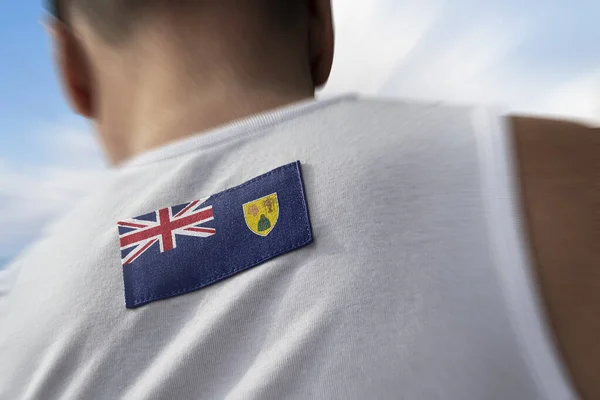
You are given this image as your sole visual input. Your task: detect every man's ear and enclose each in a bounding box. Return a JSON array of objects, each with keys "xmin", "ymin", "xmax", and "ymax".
[
  {"xmin": 308, "ymin": 0, "xmax": 334, "ymax": 88},
  {"xmin": 46, "ymin": 19, "xmax": 94, "ymax": 118}
]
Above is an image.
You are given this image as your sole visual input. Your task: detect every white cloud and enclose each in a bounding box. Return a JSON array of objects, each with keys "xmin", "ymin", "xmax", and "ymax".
[
  {"xmin": 525, "ymin": 71, "xmax": 600, "ymax": 123},
  {"xmin": 383, "ymin": 21, "xmax": 526, "ymax": 103},
  {"xmin": 325, "ymin": 0, "xmax": 600, "ymax": 122},
  {"xmin": 324, "ymin": 0, "xmax": 445, "ymax": 95},
  {"xmin": 34, "ymin": 120, "xmax": 106, "ymax": 167},
  {"xmin": 0, "ymin": 124, "xmax": 107, "ymax": 260}
]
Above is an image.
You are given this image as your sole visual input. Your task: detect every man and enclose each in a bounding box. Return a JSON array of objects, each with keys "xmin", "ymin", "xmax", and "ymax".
[{"xmin": 0, "ymin": 0, "xmax": 597, "ymax": 399}]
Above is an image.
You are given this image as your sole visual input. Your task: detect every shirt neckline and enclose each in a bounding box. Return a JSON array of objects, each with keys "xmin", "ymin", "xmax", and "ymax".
[{"xmin": 117, "ymin": 94, "xmax": 357, "ymax": 169}]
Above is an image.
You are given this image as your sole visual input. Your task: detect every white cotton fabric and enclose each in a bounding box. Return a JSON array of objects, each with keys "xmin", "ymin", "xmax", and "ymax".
[{"xmin": 0, "ymin": 95, "xmax": 576, "ymax": 399}]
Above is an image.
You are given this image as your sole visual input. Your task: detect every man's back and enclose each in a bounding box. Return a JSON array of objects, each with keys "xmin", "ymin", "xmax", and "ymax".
[{"xmin": 0, "ymin": 96, "xmax": 575, "ymax": 399}]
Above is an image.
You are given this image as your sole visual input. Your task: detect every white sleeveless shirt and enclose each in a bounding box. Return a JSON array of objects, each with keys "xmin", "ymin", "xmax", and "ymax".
[{"xmin": 0, "ymin": 95, "xmax": 576, "ymax": 399}]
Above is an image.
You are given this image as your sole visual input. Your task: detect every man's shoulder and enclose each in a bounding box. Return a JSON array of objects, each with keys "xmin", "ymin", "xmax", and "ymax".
[
  {"xmin": 509, "ymin": 115, "xmax": 599, "ymax": 399},
  {"xmin": 311, "ymin": 95, "xmax": 478, "ymax": 151},
  {"xmin": 337, "ymin": 95, "xmax": 475, "ymax": 120},
  {"xmin": 510, "ymin": 114, "xmax": 600, "ymax": 146}
]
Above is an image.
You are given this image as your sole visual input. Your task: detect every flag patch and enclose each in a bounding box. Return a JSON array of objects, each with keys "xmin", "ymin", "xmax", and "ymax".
[{"xmin": 117, "ymin": 161, "xmax": 313, "ymax": 309}]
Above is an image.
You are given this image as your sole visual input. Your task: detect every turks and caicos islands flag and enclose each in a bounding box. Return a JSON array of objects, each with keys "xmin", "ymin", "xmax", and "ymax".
[{"xmin": 116, "ymin": 162, "xmax": 313, "ymax": 309}]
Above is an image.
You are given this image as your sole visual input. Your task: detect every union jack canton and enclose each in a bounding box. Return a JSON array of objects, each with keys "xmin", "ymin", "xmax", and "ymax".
[{"xmin": 117, "ymin": 198, "xmax": 216, "ymax": 266}]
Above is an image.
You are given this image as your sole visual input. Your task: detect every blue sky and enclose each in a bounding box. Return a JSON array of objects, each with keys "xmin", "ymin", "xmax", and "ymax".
[
  {"xmin": 1, "ymin": 0, "xmax": 600, "ymax": 270},
  {"xmin": 0, "ymin": 2, "xmax": 75, "ymax": 163}
]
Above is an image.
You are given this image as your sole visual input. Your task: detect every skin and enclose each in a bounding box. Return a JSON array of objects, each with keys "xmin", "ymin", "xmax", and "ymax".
[
  {"xmin": 48, "ymin": 1, "xmax": 597, "ymax": 398},
  {"xmin": 510, "ymin": 116, "xmax": 599, "ymax": 400}
]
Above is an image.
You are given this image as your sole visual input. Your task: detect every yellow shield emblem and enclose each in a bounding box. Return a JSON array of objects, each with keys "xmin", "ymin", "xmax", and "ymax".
[{"xmin": 243, "ymin": 193, "xmax": 279, "ymax": 237}]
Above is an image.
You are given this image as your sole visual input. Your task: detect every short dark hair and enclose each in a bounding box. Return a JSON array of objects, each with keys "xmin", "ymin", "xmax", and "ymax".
[
  {"xmin": 48, "ymin": 0, "xmax": 307, "ymax": 44},
  {"xmin": 48, "ymin": 0, "xmax": 64, "ymax": 21},
  {"xmin": 49, "ymin": 0, "xmax": 149, "ymax": 42}
]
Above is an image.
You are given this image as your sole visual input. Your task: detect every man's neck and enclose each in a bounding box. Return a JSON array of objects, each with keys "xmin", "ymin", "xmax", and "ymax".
[
  {"xmin": 91, "ymin": 22, "xmax": 315, "ymax": 165},
  {"xmin": 101, "ymin": 83, "xmax": 314, "ymax": 165}
]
